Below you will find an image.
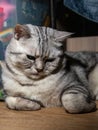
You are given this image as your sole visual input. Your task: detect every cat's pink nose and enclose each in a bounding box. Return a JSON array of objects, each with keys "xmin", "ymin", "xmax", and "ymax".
[
  {"xmin": 36, "ymin": 67, "xmax": 43, "ymax": 72},
  {"xmin": 35, "ymin": 58, "xmax": 44, "ymax": 72}
]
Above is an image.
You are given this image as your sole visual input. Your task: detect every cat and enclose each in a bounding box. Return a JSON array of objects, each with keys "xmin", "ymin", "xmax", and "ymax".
[{"xmin": 1, "ymin": 24, "xmax": 98, "ymax": 114}]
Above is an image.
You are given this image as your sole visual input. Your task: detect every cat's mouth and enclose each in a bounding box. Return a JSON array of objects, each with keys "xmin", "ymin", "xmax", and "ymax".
[{"xmin": 25, "ymin": 71, "xmax": 46, "ymax": 80}]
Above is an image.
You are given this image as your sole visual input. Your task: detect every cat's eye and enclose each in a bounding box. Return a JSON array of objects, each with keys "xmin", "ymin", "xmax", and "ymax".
[
  {"xmin": 27, "ymin": 55, "xmax": 35, "ymax": 60},
  {"xmin": 45, "ymin": 58, "xmax": 55, "ymax": 62}
]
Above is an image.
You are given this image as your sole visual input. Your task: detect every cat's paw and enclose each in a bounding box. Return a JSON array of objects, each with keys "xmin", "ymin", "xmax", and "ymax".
[{"xmin": 5, "ymin": 96, "xmax": 41, "ymax": 111}]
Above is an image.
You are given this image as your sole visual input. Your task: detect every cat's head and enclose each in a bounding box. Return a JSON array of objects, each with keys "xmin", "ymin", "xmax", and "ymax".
[{"xmin": 6, "ymin": 24, "xmax": 72, "ymax": 79}]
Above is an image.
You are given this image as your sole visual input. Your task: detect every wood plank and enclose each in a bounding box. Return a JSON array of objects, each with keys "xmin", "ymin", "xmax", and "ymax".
[
  {"xmin": 0, "ymin": 101, "xmax": 98, "ymax": 130},
  {"xmin": 66, "ymin": 36, "xmax": 98, "ymax": 51}
]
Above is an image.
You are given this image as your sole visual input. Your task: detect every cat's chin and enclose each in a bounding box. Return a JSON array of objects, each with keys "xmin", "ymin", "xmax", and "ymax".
[
  {"xmin": 28, "ymin": 75, "xmax": 45, "ymax": 80},
  {"xmin": 27, "ymin": 73, "xmax": 47, "ymax": 80}
]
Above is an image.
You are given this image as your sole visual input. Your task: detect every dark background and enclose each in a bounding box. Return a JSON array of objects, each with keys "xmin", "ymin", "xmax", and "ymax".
[{"xmin": 56, "ymin": 0, "xmax": 98, "ymax": 37}]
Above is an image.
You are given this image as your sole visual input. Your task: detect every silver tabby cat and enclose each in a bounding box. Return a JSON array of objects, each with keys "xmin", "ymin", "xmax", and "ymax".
[{"xmin": 1, "ymin": 24, "xmax": 98, "ymax": 113}]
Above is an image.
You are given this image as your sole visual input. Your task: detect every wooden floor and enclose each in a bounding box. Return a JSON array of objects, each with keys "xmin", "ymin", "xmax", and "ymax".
[{"xmin": 0, "ymin": 101, "xmax": 98, "ymax": 130}]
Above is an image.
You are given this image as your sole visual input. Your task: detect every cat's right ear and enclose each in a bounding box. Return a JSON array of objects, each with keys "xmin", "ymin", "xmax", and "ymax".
[{"xmin": 14, "ymin": 24, "xmax": 31, "ymax": 40}]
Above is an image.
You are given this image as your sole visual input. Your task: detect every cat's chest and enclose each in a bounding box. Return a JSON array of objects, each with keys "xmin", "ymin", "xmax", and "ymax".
[
  {"xmin": 4, "ymin": 68, "xmax": 65, "ymax": 107},
  {"xmin": 20, "ymin": 74, "xmax": 63, "ymax": 107},
  {"xmin": 29, "ymin": 76, "xmax": 61, "ymax": 96}
]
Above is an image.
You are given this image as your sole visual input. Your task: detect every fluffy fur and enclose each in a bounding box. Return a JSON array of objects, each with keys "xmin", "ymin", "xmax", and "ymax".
[{"xmin": 1, "ymin": 24, "xmax": 98, "ymax": 113}]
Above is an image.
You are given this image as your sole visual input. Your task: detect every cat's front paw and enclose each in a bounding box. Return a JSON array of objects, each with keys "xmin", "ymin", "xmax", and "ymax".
[{"xmin": 5, "ymin": 96, "xmax": 41, "ymax": 111}]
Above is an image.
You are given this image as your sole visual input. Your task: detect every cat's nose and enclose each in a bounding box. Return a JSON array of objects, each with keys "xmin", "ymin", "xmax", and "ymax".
[
  {"xmin": 35, "ymin": 58, "xmax": 44, "ymax": 72},
  {"xmin": 36, "ymin": 67, "xmax": 43, "ymax": 72},
  {"xmin": 36, "ymin": 64, "xmax": 44, "ymax": 72}
]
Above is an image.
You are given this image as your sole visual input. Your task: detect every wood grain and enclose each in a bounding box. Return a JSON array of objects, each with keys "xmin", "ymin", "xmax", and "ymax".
[
  {"xmin": 66, "ymin": 36, "xmax": 98, "ymax": 51},
  {"xmin": 0, "ymin": 101, "xmax": 98, "ymax": 130}
]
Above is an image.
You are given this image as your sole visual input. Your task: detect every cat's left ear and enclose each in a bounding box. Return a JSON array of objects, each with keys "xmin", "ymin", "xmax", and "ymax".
[
  {"xmin": 14, "ymin": 24, "xmax": 31, "ymax": 40},
  {"xmin": 53, "ymin": 30, "xmax": 73, "ymax": 42}
]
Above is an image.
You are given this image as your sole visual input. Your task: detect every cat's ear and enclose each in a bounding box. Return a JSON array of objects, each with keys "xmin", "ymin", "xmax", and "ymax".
[
  {"xmin": 53, "ymin": 30, "xmax": 73, "ymax": 42},
  {"xmin": 14, "ymin": 24, "xmax": 31, "ymax": 40}
]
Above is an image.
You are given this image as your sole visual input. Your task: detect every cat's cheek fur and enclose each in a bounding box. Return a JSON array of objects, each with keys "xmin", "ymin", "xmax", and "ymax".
[{"xmin": 45, "ymin": 59, "xmax": 60, "ymax": 74}]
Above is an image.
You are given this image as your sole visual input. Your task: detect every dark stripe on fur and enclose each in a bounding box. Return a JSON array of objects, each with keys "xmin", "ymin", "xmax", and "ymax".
[
  {"xmin": 10, "ymin": 52, "xmax": 22, "ymax": 55},
  {"xmin": 6, "ymin": 62, "xmax": 15, "ymax": 74}
]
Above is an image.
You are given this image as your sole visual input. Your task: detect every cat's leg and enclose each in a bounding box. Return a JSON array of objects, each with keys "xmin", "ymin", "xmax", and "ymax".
[
  {"xmin": 5, "ymin": 96, "xmax": 41, "ymax": 110},
  {"xmin": 61, "ymin": 92, "xmax": 96, "ymax": 114}
]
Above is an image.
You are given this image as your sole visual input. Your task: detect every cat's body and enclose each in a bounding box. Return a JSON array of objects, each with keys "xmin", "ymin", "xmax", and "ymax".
[{"xmin": 1, "ymin": 24, "xmax": 98, "ymax": 113}]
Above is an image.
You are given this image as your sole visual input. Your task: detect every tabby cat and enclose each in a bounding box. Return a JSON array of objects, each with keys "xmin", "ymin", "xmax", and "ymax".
[{"xmin": 1, "ymin": 24, "xmax": 98, "ymax": 113}]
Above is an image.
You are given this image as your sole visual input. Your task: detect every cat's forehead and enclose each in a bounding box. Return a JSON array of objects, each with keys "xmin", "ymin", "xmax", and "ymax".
[
  {"xmin": 24, "ymin": 25, "xmax": 52, "ymax": 48},
  {"xmin": 26, "ymin": 24, "xmax": 61, "ymax": 48},
  {"xmin": 20, "ymin": 37, "xmax": 62, "ymax": 58},
  {"xmin": 26, "ymin": 24, "xmax": 47, "ymax": 37},
  {"xmin": 12, "ymin": 24, "xmax": 63, "ymax": 57}
]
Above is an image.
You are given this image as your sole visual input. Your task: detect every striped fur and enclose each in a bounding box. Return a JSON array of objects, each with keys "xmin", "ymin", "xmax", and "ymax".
[{"xmin": 1, "ymin": 24, "xmax": 98, "ymax": 113}]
